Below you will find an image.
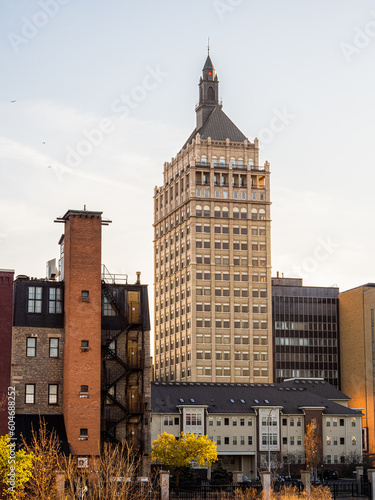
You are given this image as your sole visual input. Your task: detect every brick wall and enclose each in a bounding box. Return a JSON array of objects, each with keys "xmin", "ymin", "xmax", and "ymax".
[{"xmin": 63, "ymin": 211, "xmax": 102, "ymax": 456}]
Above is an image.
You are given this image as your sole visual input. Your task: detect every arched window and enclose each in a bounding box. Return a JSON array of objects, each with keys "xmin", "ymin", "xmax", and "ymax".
[
  {"xmin": 230, "ymin": 157, "xmax": 236, "ymax": 167},
  {"xmin": 196, "ymin": 205, "xmax": 202, "ymax": 216},
  {"xmin": 238, "ymin": 158, "xmax": 243, "ymax": 166},
  {"xmin": 220, "ymin": 156, "xmax": 225, "ymax": 166},
  {"xmin": 222, "ymin": 207, "xmax": 229, "ymax": 218},
  {"xmin": 214, "ymin": 206, "xmax": 221, "ymax": 218},
  {"xmin": 241, "ymin": 208, "xmax": 247, "ymax": 219},
  {"xmin": 249, "ymin": 159, "xmax": 254, "ymax": 168},
  {"xmin": 208, "ymin": 86, "xmax": 215, "ymax": 101},
  {"xmin": 204, "ymin": 205, "xmax": 210, "ymax": 217},
  {"xmin": 233, "ymin": 207, "xmax": 239, "ymax": 219},
  {"xmin": 259, "ymin": 209, "xmax": 266, "ymax": 220},
  {"xmin": 251, "ymin": 209, "xmax": 258, "ymax": 220},
  {"xmin": 201, "ymin": 155, "xmax": 207, "ymax": 165},
  {"xmin": 212, "ymin": 156, "xmax": 217, "ymax": 166}
]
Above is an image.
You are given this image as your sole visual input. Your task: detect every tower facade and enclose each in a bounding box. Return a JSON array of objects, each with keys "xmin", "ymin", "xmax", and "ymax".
[{"xmin": 153, "ymin": 55, "xmax": 272, "ymax": 383}]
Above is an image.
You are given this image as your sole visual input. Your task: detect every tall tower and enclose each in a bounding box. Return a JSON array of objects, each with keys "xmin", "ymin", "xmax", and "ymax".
[
  {"xmin": 60, "ymin": 209, "xmax": 104, "ymax": 457},
  {"xmin": 153, "ymin": 54, "xmax": 272, "ymax": 383}
]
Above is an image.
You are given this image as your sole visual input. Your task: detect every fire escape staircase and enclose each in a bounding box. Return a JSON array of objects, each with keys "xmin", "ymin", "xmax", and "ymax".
[{"xmin": 101, "ymin": 280, "xmax": 144, "ymax": 446}]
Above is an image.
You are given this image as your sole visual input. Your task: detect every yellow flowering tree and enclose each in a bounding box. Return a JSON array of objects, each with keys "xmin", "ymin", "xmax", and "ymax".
[
  {"xmin": 151, "ymin": 432, "xmax": 217, "ymax": 486},
  {"xmin": 0, "ymin": 434, "xmax": 34, "ymax": 499},
  {"xmin": 305, "ymin": 418, "xmax": 321, "ymax": 481}
]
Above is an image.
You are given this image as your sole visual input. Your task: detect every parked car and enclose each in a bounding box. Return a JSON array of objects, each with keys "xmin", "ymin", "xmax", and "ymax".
[{"xmin": 322, "ymin": 470, "xmax": 339, "ymax": 480}]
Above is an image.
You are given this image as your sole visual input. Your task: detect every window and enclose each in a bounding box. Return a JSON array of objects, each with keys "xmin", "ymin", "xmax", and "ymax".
[
  {"xmin": 282, "ymin": 437, "xmax": 287, "ymax": 445},
  {"xmin": 224, "ymin": 437, "xmax": 229, "ymax": 445},
  {"xmin": 25, "ymin": 384, "xmax": 35, "ymax": 404},
  {"xmin": 103, "ymin": 295, "xmax": 116, "ymax": 316},
  {"xmin": 233, "ymin": 436, "xmax": 237, "ymax": 445},
  {"xmin": 352, "ymin": 418, "xmax": 356, "ymax": 427},
  {"xmin": 81, "ymin": 290, "xmax": 89, "ymax": 301},
  {"xmin": 28, "ymin": 286, "xmax": 42, "ymax": 313},
  {"xmin": 81, "ymin": 340, "xmax": 89, "ymax": 350},
  {"xmin": 216, "ymin": 417, "xmax": 222, "ymax": 426},
  {"xmin": 248, "ymin": 436, "xmax": 253, "ymax": 445},
  {"xmin": 290, "ymin": 436, "xmax": 294, "ymax": 445},
  {"xmin": 232, "ymin": 417, "xmax": 238, "ymax": 426},
  {"xmin": 340, "ymin": 418, "xmax": 345, "ymax": 426},
  {"xmin": 48, "ymin": 384, "xmax": 58, "ymax": 405},
  {"xmin": 49, "ymin": 338, "xmax": 59, "ymax": 358},
  {"xmin": 352, "ymin": 436, "xmax": 356, "ymax": 445},
  {"xmin": 49, "ymin": 288, "xmax": 62, "ymax": 313},
  {"xmin": 26, "ymin": 337, "xmax": 36, "ymax": 357},
  {"xmin": 80, "ymin": 428, "xmax": 88, "ymax": 440},
  {"xmin": 224, "ymin": 418, "xmax": 229, "ymax": 426},
  {"xmin": 81, "ymin": 385, "xmax": 89, "ymax": 393},
  {"xmin": 340, "ymin": 437, "xmax": 345, "ymax": 445}
]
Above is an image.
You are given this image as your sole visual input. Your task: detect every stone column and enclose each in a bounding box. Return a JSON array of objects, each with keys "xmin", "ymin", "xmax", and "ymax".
[
  {"xmin": 301, "ymin": 470, "xmax": 311, "ymax": 496},
  {"xmin": 160, "ymin": 470, "xmax": 169, "ymax": 500},
  {"xmin": 55, "ymin": 470, "xmax": 65, "ymax": 500},
  {"xmin": 356, "ymin": 466, "xmax": 364, "ymax": 484},
  {"xmin": 261, "ymin": 471, "xmax": 271, "ymax": 500},
  {"xmin": 232, "ymin": 471, "xmax": 243, "ymax": 483},
  {"xmin": 367, "ymin": 469, "xmax": 375, "ymax": 500}
]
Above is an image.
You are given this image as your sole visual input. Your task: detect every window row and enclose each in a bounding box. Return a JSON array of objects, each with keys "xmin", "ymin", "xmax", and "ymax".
[
  {"xmin": 282, "ymin": 436, "xmax": 303, "ymax": 446},
  {"xmin": 326, "ymin": 436, "xmax": 346, "ymax": 445},
  {"xmin": 275, "ymin": 338, "xmax": 338, "ymax": 347},
  {"xmin": 25, "ymin": 383, "xmax": 59, "ymax": 404},
  {"xmin": 27, "ymin": 286, "xmax": 63, "ymax": 314},
  {"xmin": 26, "ymin": 337, "xmax": 60, "ymax": 358},
  {"xmin": 213, "ymin": 436, "xmax": 254, "ymax": 446}
]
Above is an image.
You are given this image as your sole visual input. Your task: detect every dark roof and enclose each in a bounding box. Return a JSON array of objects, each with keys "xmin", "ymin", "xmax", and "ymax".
[
  {"xmin": 182, "ymin": 107, "xmax": 248, "ymax": 150},
  {"xmin": 151, "ymin": 381, "xmax": 362, "ymax": 417},
  {"xmin": 280, "ymin": 378, "xmax": 350, "ymax": 400},
  {"xmin": 203, "ymin": 55, "xmax": 214, "ymax": 71},
  {"xmin": 15, "ymin": 414, "xmax": 70, "ymax": 454}
]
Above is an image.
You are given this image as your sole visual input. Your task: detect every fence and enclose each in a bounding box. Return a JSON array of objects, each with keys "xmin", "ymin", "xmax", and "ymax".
[{"xmin": 170, "ymin": 482, "xmax": 262, "ymax": 499}]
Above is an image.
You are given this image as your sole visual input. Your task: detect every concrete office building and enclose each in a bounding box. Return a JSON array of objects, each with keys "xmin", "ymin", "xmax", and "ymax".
[{"xmin": 272, "ymin": 276, "xmax": 340, "ymax": 388}]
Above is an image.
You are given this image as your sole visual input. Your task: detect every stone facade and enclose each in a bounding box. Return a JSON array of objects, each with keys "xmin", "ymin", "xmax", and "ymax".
[
  {"xmin": 11, "ymin": 326, "xmax": 64, "ymax": 414},
  {"xmin": 153, "ymin": 55, "xmax": 272, "ymax": 384}
]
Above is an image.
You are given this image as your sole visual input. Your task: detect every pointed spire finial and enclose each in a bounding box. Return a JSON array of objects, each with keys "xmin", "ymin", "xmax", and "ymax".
[{"xmin": 207, "ymin": 37, "xmax": 210, "ymax": 55}]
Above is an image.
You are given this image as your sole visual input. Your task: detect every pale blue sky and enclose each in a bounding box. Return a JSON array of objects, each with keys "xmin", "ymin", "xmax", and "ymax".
[{"xmin": 1, "ymin": 0, "xmax": 374, "ymax": 299}]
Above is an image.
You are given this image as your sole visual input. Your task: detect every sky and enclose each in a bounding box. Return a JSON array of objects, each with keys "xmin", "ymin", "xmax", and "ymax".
[{"xmin": 1, "ymin": 0, "xmax": 375, "ymax": 315}]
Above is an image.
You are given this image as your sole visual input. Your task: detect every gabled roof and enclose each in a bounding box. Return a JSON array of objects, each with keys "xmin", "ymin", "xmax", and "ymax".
[
  {"xmin": 182, "ymin": 106, "xmax": 248, "ymax": 150},
  {"xmin": 151, "ymin": 381, "xmax": 362, "ymax": 417}
]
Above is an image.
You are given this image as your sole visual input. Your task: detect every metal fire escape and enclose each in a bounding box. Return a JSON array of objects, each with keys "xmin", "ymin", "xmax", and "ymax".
[{"xmin": 101, "ymin": 271, "xmax": 146, "ymax": 452}]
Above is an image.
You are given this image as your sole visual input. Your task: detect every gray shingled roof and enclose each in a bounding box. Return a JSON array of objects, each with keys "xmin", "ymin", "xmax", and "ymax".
[
  {"xmin": 182, "ymin": 107, "xmax": 248, "ymax": 150},
  {"xmin": 151, "ymin": 381, "xmax": 362, "ymax": 417}
]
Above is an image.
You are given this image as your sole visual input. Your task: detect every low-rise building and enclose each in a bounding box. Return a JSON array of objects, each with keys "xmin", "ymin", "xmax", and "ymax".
[{"xmin": 151, "ymin": 379, "xmax": 362, "ymax": 478}]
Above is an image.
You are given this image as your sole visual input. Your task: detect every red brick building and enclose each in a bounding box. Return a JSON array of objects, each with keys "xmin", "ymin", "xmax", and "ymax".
[{"xmin": 0, "ymin": 269, "xmax": 14, "ymax": 436}]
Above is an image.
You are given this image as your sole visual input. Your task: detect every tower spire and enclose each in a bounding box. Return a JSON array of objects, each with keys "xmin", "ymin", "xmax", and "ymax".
[{"xmin": 196, "ymin": 51, "xmax": 221, "ymax": 129}]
